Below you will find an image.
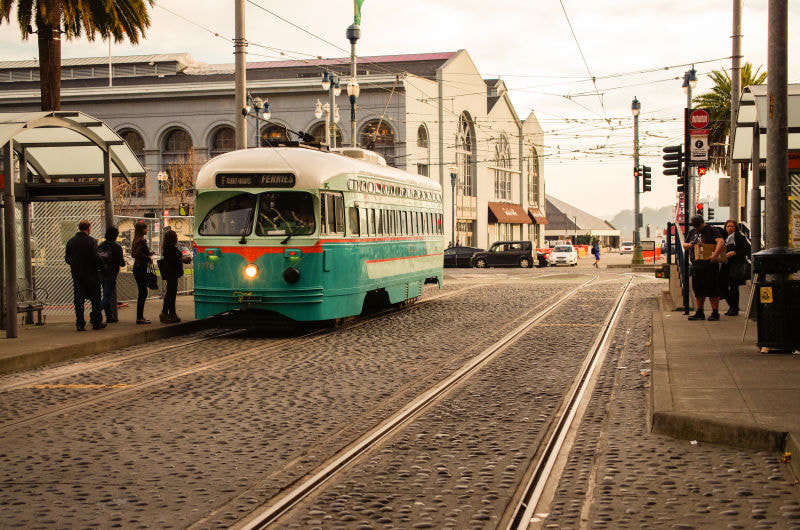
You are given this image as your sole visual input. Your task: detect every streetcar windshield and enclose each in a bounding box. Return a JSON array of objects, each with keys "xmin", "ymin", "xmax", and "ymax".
[
  {"xmin": 255, "ymin": 192, "xmax": 315, "ymax": 236},
  {"xmin": 198, "ymin": 194, "xmax": 256, "ymax": 236}
]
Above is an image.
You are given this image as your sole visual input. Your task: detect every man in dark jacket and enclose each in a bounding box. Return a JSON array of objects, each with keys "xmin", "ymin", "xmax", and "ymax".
[
  {"xmin": 64, "ymin": 219, "xmax": 106, "ymax": 331},
  {"xmin": 682, "ymin": 214, "xmax": 726, "ymax": 321},
  {"xmin": 98, "ymin": 225, "xmax": 127, "ymax": 323}
]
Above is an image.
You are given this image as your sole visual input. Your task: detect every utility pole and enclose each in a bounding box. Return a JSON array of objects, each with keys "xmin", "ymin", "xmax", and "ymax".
[
  {"xmin": 766, "ymin": 0, "xmax": 788, "ymax": 250},
  {"xmin": 631, "ymin": 97, "xmax": 644, "ymax": 265},
  {"xmin": 730, "ymin": 0, "xmax": 743, "ymax": 221},
  {"xmin": 346, "ymin": 24, "xmax": 361, "ymax": 147},
  {"xmin": 234, "ymin": 0, "xmax": 247, "ymax": 150}
]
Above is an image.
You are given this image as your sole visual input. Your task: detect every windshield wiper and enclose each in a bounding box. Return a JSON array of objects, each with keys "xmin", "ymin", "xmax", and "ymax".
[{"xmin": 239, "ymin": 211, "xmax": 254, "ymax": 244}]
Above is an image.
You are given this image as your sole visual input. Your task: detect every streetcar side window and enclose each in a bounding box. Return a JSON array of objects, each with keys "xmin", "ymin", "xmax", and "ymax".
[
  {"xmin": 321, "ymin": 192, "xmax": 345, "ymax": 235},
  {"xmin": 368, "ymin": 209, "xmax": 376, "ymax": 236},
  {"xmin": 198, "ymin": 194, "xmax": 256, "ymax": 236},
  {"xmin": 348, "ymin": 207, "xmax": 359, "ymax": 236},
  {"xmin": 359, "ymin": 208, "xmax": 368, "ymax": 236},
  {"xmin": 377, "ymin": 209, "xmax": 384, "ymax": 236}
]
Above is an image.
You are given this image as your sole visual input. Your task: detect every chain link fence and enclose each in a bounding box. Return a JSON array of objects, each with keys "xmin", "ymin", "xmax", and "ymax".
[{"xmin": 14, "ymin": 202, "xmax": 194, "ymax": 317}]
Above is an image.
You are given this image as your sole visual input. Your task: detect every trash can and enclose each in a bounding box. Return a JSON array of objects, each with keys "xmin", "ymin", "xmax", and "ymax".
[{"xmin": 753, "ymin": 247, "xmax": 800, "ymax": 350}]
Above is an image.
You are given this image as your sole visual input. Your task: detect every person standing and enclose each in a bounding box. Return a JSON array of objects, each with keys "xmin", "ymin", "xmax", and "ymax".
[
  {"xmin": 159, "ymin": 229, "xmax": 191, "ymax": 323},
  {"xmin": 64, "ymin": 219, "xmax": 106, "ymax": 331},
  {"xmin": 682, "ymin": 214, "xmax": 726, "ymax": 321},
  {"xmin": 98, "ymin": 226, "xmax": 126, "ymax": 323},
  {"xmin": 591, "ymin": 240, "xmax": 600, "ymax": 268},
  {"xmin": 722, "ymin": 220, "xmax": 751, "ymax": 316},
  {"xmin": 131, "ymin": 221, "xmax": 154, "ymax": 324}
]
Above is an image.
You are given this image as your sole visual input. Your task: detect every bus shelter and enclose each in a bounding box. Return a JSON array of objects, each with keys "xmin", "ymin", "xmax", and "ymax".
[{"xmin": 1, "ymin": 111, "xmax": 145, "ymax": 338}]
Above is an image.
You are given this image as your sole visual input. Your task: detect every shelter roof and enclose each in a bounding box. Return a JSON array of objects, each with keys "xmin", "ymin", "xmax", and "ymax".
[
  {"xmin": 732, "ymin": 84, "xmax": 800, "ymax": 161},
  {"xmin": 0, "ymin": 111, "xmax": 145, "ymax": 183}
]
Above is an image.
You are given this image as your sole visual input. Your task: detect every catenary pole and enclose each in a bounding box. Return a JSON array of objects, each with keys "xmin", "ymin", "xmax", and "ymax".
[
  {"xmin": 730, "ymin": 0, "xmax": 742, "ymax": 222},
  {"xmin": 3, "ymin": 144, "xmax": 18, "ymax": 338},
  {"xmin": 766, "ymin": 0, "xmax": 788, "ymax": 250},
  {"xmin": 234, "ymin": 0, "xmax": 247, "ymax": 150}
]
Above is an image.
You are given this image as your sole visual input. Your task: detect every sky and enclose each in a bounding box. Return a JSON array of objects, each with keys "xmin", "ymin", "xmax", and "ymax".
[{"xmin": 1, "ymin": 0, "xmax": 799, "ymax": 220}]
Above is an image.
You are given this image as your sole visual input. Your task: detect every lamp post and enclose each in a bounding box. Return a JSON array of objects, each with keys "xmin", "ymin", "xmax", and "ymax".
[
  {"xmin": 242, "ymin": 94, "xmax": 270, "ymax": 148},
  {"xmin": 631, "ymin": 97, "xmax": 644, "ymax": 265},
  {"xmin": 320, "ymin": 73, "xmax": 341, "ymax": 148},
  {"xmin": 157, "ymin": 170, "xmax": 169, "ymax": 234},
  {"xmin": 682, "ymin": 67, "xmax": 698, "ymax": 214},
  {"xmin": 346, "ymin": 24, "xmax": 361, "ymax": 147},
  {"xmin": 449, "ymin": 166, "xmax": 457, "ymax": 246}
]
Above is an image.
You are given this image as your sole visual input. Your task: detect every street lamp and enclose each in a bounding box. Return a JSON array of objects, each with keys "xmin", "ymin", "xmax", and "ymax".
[
  {"xmin": 449, "ymin": 166, "xmax": 457, "ymax": 246},
  {"xmin": 631, "ymin": 97, "xmax": 644, "ymax": 265},
  {"xmin": 346, "ymin": 23, "xmax": 361, "ymax": 147},
  {"xmin": 320, "ymin": 73, "xmax": 341, "ymax": 148},
  {"xmin": 242, "ymin": 94, "xmax": 270, "ymax": 148},
  {"xmin": 682, "ymin": 66, "xmax": 698, "ymax": 225}
]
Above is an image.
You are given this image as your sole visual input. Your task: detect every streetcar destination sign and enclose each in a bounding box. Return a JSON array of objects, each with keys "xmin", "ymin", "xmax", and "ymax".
[{"xmin": 216, "ymin": 172, "xmax": 296, "ymax": 188}]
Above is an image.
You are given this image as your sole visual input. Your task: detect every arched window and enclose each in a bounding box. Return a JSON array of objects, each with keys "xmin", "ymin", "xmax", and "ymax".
[
  {"xmin": 161, "ymin": 128, "xmax": 195, "ymax": 188},
  {"xmin": 416, "ymin": 125, "xmax": 429, "ymax": 177},
  {"xmin": 308, "ymin": 122, "xmax": 343, "ymax": 147},
  {"xmin": 359, "ymin": 120, "xmax": 395, "ymax": 166},
  {"xmin": 528, "ymin": 147, "xmax": 540, "ymax": 205},
  {"xmin": 118, "ymin": 129, "xmax": 146, "ymax": 197},
  {"xmin": 209, "ymin": 126, "xmax": 235, "ymax": 158},
  {"xmin": 261, "ymin": 124, "xmax": 290, "ymax": 146},
  {"xmin": 494, "ymin": 134, "xmax": 512, "ymax": 200},
  {"xmin": 456, "ymin": 113, "xmax": 475, "ymax": 196}
]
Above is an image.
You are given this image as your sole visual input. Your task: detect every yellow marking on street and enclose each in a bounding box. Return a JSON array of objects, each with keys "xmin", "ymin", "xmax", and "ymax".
[{"xmin": 28, "ymin": 384, "xmax": 131, "ymax": 389}]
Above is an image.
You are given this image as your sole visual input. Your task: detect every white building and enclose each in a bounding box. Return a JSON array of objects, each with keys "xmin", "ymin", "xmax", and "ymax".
[{"xmin": 0, "ymin": 49, "xmax": 547, "ymax": 249}]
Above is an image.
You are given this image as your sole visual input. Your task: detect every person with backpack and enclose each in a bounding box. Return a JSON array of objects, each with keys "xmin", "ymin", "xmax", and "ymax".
[
  {"xmin": 98, "ymin": 225, "xmax": 126, "ymax": 323},
  {"xmin": 64, "ymin": 219, "xmax": 105, "ymax": 331}
]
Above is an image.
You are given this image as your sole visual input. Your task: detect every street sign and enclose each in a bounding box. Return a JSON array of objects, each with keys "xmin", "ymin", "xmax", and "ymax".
[
  {"xmin": 690, "ymin": 136, "xmax": 709, "ymax": 162},
  {"xmin": 689, "ymin": 109, "xmax": 710, "ymax": 130}
]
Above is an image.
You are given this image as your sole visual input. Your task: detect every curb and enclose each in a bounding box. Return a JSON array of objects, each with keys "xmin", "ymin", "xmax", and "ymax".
[{"xmin": 0, "ymin": 319, "xmax": 211, "ymax": 375}]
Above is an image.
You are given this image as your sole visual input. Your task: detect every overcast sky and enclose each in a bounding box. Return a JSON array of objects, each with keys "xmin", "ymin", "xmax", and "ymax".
[{"xmin": 1, "ymin": 1, "xmax": 798, "ymax": 219}]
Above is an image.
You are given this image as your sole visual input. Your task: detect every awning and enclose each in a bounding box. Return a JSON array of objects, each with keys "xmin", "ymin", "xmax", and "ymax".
[
  {"xmin": 731, "ymin": 84, "xmax": 800, "ymax": 162},
  {"xmin": 528, "ymin": 207, "xmax": 548, "ymax": 224},
  {"xmin": 488, "ymin": 202, "xmax": 531, "ymax": 224}
]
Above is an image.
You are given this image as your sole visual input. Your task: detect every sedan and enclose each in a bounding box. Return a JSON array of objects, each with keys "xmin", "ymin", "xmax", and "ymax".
[
  {"xmin": 548, "ymin": 245, "xmax": 578, "ymax": 266},
  {"xmin": 620, "ymin": 241, "xmax": 634, "ymax": 254},
  {"xmin": 444, "ymin": 246, "xmax": 482, "ymax": 268}
]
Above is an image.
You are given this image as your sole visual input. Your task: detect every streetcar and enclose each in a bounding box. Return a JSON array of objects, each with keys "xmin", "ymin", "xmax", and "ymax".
[{"xmin": 192, "ymin": 146, "xmax": 444, "ymax": 323}]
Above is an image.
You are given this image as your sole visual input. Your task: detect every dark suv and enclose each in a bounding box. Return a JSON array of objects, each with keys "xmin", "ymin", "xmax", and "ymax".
[{"xmin": 470, "ymin": 241, "xmax": 534, "ymax": 268}]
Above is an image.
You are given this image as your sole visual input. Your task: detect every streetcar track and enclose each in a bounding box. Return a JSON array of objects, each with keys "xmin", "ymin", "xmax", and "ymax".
[
  {"xmin": 0, "ymin": 283, "xmax": 494, "ymax": 432},
  {"xmin": 231, "ymin": 275, "xmax": 622, "ymax": 529}
]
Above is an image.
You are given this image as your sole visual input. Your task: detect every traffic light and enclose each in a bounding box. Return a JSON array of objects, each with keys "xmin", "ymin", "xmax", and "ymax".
[
  {"xmin": 677, "ymin": 173, "xmax": 686, "ymax": 193},
  {"xmin": 662, "ymin": 145, "xmax": 683, "ymax": 176},
  {"xmin": 696, "ymin": 203, "xmax": 704, "ymax": 216},
  {"xmin": 641, "ymin": 165, "xmax": 652, "ymax": 192},
  {"xmin": 708, "ymin": 207, "xmax": 715, "ymax": 220},
  {"xmin": 633, "ymin": 166, "xmax": 639, "ymax": 177}
]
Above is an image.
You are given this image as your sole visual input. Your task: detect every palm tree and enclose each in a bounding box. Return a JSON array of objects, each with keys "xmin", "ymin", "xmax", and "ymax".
[
  {"xmin": 692, "ymin": 62, "xmax": 767, "ymax": 174},
  {"xmin": 0, "ymin": 0, "xmax": 154, "ymax": 111}
]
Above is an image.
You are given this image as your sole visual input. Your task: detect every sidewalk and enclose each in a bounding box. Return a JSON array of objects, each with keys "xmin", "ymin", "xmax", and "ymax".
[
  {"xmin": 0, "ymin": 295, "xmax": 207, "ymax": 375},
  {"xmin": 651, "ymin": 286, "xmax": 800, "ymax": 476}
]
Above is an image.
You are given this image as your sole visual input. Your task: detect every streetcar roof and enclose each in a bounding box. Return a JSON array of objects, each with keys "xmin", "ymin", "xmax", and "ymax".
[{"xmin": 195, "ymin": 147, "xmax": 442, "ymax": 192}]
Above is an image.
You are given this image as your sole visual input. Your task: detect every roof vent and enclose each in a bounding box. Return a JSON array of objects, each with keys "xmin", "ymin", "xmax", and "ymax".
[{"xmin": 332, "ymin": 148, "xmax": 387, "ymax": 166}]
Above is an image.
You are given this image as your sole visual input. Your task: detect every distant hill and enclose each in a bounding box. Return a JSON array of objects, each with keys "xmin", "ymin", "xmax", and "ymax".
[{"xmin": 605, "ymin": 197, "xmax": 725, "ymax": 239}]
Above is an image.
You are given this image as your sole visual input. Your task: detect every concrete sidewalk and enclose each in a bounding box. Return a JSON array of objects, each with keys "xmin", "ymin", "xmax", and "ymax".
[
  {"xmin": 651, "ymin": 286, "xmax": 800, "ymax": 475},
  {"xmin": 0, "ymin": 295, "xmax": 207, "ymax": 375}
]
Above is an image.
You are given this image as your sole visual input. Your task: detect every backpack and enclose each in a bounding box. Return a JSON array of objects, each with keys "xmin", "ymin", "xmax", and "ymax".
[{"xmin": 98, "ymin": 241, "xmax": 115, "ymax": 275}]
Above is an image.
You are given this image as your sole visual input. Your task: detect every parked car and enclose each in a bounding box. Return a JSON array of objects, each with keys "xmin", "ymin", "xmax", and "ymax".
[
  {"xmin": 536, "ymin": 251, "xmax": 549, "ymax": 268},
  {"xmin": 470, "ymin": 241, "xmax": 534, "ymax": 268},
  {"xmin": 444, "ymin": 246, "xmax": 482, "ymax": 268},
  {"xmin": 620, "ymin": 241, "xmax": 634, "ymax": 254},
  {"xmin": 548, "ymin": 244, "xmax": 578, "ymax": 266}
]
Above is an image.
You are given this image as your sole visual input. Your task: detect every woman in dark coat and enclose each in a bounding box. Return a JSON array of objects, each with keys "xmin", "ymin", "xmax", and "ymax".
[
  {"xmin": 722, "ymin": 219, "xmax": 751, "ymax": 316},
  {"xmin": 131, "ymin": 222, "xmax": 154, "ymax": 324},
  {"xmin": 159, "ymin": 229, "xmax": 191, "ymax": 323}
]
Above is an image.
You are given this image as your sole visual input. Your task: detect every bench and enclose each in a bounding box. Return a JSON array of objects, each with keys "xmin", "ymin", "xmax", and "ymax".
[{"xmin": 16, "ymin": 287, "xmax": 47, "ymax": 325}]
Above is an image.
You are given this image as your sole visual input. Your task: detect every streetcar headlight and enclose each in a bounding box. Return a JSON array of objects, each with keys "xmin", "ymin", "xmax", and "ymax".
[{"xmin": 244, "ymin": 263, "xmax": 259, "ymax": 278}]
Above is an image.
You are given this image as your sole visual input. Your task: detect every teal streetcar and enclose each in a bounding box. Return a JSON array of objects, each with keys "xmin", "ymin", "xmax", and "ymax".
[{"xmin": 193, "ymin": 146, "xmax": 444, "ymax": 323}]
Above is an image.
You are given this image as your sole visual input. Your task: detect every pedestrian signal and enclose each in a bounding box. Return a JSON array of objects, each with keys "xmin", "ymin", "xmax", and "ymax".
[{"xmin": 697, "ymin": 166, "xmax": 708, "ymax": 176}]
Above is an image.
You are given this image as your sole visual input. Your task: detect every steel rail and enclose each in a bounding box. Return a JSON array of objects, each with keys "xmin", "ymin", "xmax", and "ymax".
[
  {"xmin": 506, "ymin": 275, "xmax": 635, "ymax": 529},
  {"xmin": 234, "ymin": 275, "xmax": 605, "ymax": 530},
  {"xmin": 0, "ymin": 284, "xmax": 485, "ymax": 431}
]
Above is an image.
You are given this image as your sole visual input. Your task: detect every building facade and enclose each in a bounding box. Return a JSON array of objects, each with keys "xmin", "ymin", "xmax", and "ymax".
[{"xmin": 0, "ymin": 50, "xmax": 546, "ymax": 249}]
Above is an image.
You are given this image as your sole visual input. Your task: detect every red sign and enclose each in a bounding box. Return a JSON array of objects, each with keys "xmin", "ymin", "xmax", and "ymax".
[{"xmin": 689, "ymin": 109, "xmax": 710, "ymax": 129}]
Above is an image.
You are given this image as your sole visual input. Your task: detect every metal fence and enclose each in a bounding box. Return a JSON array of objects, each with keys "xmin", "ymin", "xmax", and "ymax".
[{"xmin": 15, "ymin": 202, "xmax": 194, "ymax": 317}]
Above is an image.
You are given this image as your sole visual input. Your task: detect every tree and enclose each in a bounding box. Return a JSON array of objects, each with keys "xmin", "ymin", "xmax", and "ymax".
[
  {"xmin": 0, "ymin": 0, "xmax": 154, "ymax": 111},
  {"xmin": 692, "ymin": 63, "xmax": 767, "ymax": 174}
]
